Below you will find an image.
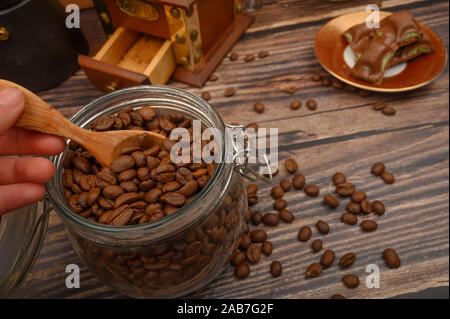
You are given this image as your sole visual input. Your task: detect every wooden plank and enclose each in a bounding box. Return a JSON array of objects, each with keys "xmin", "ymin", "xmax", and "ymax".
[
  {"xmin": 10, "ymin": 0, "xmax": 449, "ymax": 299},
  {"xmin": 59, "ymin": 0, "xmax": 94, "ymax": 10}
]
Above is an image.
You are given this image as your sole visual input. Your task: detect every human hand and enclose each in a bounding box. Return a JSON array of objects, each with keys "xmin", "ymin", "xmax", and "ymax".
[{"xmin": 0, "ymin": 88, "xmax": 66, "ymax": 215}]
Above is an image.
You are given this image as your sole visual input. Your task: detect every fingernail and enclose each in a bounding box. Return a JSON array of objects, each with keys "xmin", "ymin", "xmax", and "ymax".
[{"xmin": 0, "ymin": 88, "xmax": 24, "ymax": 109}]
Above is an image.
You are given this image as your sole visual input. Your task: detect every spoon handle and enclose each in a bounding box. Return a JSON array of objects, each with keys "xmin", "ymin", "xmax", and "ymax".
[{"xmin": 0, "ymin": 79, "xmax": 82, "ymax": 140}]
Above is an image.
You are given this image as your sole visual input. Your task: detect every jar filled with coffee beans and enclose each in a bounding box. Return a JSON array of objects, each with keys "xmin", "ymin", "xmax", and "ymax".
[{"xmin": 45, "ymin": 86, "xmax": 250, "ymax": 298}]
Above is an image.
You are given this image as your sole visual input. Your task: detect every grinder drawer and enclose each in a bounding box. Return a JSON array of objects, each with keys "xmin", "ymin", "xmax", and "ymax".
[{"xmin": 79, "ymin": 26, "xmax": 175, "ymax": 92}]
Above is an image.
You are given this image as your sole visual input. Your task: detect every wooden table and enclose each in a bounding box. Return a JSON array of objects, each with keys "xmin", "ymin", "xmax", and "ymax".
[{"xmin": 12, "ymin": 0, "xmax": 449, "ymax": 299}]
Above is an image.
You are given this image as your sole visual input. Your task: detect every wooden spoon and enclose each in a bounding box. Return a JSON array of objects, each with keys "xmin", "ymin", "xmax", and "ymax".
[{"xmin": 0, "ymin": 79, "xmax": 168, "ymax": 167}]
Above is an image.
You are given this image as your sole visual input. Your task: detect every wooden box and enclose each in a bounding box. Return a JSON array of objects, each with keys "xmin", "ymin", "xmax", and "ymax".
[{"xmin": 80, "ymin": 0, "xmax": 254, "ymax": 91}]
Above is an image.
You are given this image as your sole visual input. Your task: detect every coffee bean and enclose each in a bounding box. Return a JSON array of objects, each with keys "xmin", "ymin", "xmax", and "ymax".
[
  {"xmin": 285, "ymin": 158, "xmax": 298, "ymax": 173},
  {"xmin": 372, "ymin": 200, "xmax": 385, "ymax": 215},
  {"xmin": 235, "ymin": 263, "xmax": 250, "ymax": 279},
  {"xmin": 103, "ymin": 185, "xmax": 124, "ymax": 200},
  {"xmin": 246, "ymin": 184, "xmax": 258, "ymax": 196},
  {"xmin": 224, "ymin": 87, "xmax": 235, "ymax": 97},
  {"xmin": 229, "ymin": 52, "xmax": 239, "ymax": 61},
  {"xmin": 298, "ymin": 226, "xmax": 312, "ymax": 242},
  {"xmin": 372, "ymin": 100, "xmax": 385, "ymax": 110},
  {"xmin": 292, "ymin": 173, "xmax": 306, "ymax": 189},
  {"xmin": 247, "ymin": 122, "xmax": 258, "ymax": 131},
  {"xmin": 270, "ymin": 261, "xmax": 282, "ymax": 277},
  {"xmin": 324, "ymin": 194, "xmax": 339, "ymax": 208},
  {"xmin": 251, "ymin": 211, "xmax": 262, "ymax": 225},
  {"xmin": 253, "ymin": 102, "xmax": 265, "ymax": 113},
  {"xmin": 110, "ymin": 155, "xmax": 135, "ymax": 173},
  {"xmin": 244, "ymin": 54, "xmax": 255, "ymax": 62},
  {"xmin": 382, "ymin": 106, "xmax": 396, "ymax": 116},
  {"xmin": 332, "ymin": 80, "xmax": 344, "ymax": 90},
  {"xmin": 273, "ymin": 199, "xmax": 287, "ymax": 211},
  {"xmin": 73, "ymin": 156, "xmax": 91, "ymax": 173},
  {"xmin": 358, "ymin": 89, "xmax": 371, "ymax": 97},
  {"xmin": 321, "ymin": 249, "xmax": 335, "ymax": 268},
  {"xmin": 239, "ymin": 233, "xmax": 252, "ymax": 250},
  {"xmin": 250, "ymin": 229, "xmax": 267, "ymax": 243},
  {"xmin": 311, "ymin": 239, "xmax": 323, "ymax": 253},
  {"xmin": 332, "ymin": 172, "xmax": 346, "ymax": 185},
  {"xmin": 304, "ymin": 185, "xmax": 320, "ymax": 197},
  {"xmin": 345, "ymin": 84, "xmax": 358, "ymax": 92},
  {"xmin": 262, "ymin": 241, "xmax": 273, "ymax": 256},
  {"xmin": 279, "ymin": 209, "xmax": 295, "ymax": 223},
  {"xmin": 305, "ymin": 263, "xmax": 322, "ymax": 278},
  {"xmin": 271, "ymin": 186, "xmax": 284, "ymax": 199},
  {"xmin": 247, "ymin": 244, "xmax": 261, "ymax": 263},
  {"xmin": 262, "ymin": 213, "xmax": 280, "ymax": 226},
  {"xmin": 208, "ymin": 74, "xmax": 218, "ymax": 81},
  {"xmin": 331, "ymin": 294, "xmax": 346, "ymax": 299},
  {"xmin": 280, "ymin": 179, "xmax": 292, "ymax": 192},
  {"xmin": 258, "ymin": 50, "xmax": 269, "ymax": 58},
  {"xmin": 371, "ymin": 162, "xmax": 385, "ymax": 176},
  {"xmin": 248, "ymin": 196, "xmax": 258, "ymax": 206},
  {"xmin": 342, "ymin": 274, "xmax": 359, "ymax": 288},
  {"xmin": 383, "ymin": 248, "xmax": 401, "ymax": 268},
  {"xmin": 306, "ymin": 99, "xmax": 317, "ymax": 110},
  {"xmin": 339, "ymin": 252, "xmax": 356, "ymax": 268},
  {"xmin": 341, "ymin": 212, "xmax": 357, "ymax": 225},
  {"xmin": 312, "ymin": 74, "xmax": 321, "ymax": 81},
  {"xmin": 346, "ymin": 202, "xmax": 361, "ymax": 214},
  {"xmin": 381, "ymin": 171, "xmax": 395, "ymax": 184},
  {"xmin": 201, "ymin": 91, "xmax": 211, "ymax": 101},
  {"xmin": 321, "ymin": 77, "xmax": 331, "ymax": 86},
  {"xmin": 290, "ymin": 100, "xmax": 302, "ymax": 110},
  {"xmin": 360, "ymin": 219, "xmax": 377, "ymax": 232},
  {"xmin": 316, "ymin": 220, "xmax": 330, "ymax": 234},
  {"xmin": 351, "ymin": 191, "xmax": 366, "ymax": 203},
  {"xmin": 360, "ymin": 200, "xmax": 372, "ymax": 214},
  {"xmin": 336, "ymin": 183, "xmax": 355, "ymax": 196},
  {"xmin": 284, "ymin": 86, "xmax": 297, "ymax": 94}
]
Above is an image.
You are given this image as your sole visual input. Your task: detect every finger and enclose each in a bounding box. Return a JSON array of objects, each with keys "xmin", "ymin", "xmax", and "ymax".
[
  {"xmin": 0, "ymin": 157, "xmax": 55, "ymax": 185},
  {"xmin": 0, "ymin": 183, "xmax": 45, "ymax": 216},
  {"xmin": 0, "ymin": 88, "xmax": 24, "ymax": 136},
  {"xmin": 0, "ymin": 127, "xmax": 66, "ymax": 156}
]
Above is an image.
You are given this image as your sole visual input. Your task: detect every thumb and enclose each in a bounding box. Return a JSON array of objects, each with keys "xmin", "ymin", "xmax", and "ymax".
[{"xmin": 0, "ymin": 88, "xmax": 25, "ymax": 137}]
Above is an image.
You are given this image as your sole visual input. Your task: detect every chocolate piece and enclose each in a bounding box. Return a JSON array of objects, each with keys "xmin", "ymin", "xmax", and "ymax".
[{"xmin": 390, "ymin": 31, "xmax": 433, "ymax": 66}]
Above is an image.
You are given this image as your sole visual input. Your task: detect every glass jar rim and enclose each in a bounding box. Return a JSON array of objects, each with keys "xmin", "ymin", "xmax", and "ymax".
[{"xmin": 45, "ymin": 85, "xmax": 232, "ymax": 237}]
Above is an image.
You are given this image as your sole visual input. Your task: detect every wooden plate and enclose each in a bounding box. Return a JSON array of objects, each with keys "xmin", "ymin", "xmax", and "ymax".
[{"xmin": 314, "ymin": 11, "xmax": 447, "ymax": 92}]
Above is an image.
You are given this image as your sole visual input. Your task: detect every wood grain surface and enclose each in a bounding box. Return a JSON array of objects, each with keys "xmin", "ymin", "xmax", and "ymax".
[{"xmin": 11, "ymin": 0, "xmax": 449, "ymax": 299}]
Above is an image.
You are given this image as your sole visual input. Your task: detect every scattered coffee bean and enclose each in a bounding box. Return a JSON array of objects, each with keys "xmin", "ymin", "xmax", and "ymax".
[
  {"xmin": 360, "ymin": 219, "xmax": 378, "ymax": 232},
  {"xmin": 208, "ymin": 74, "xmax": 218, "ymax": 81},
  {"xmin": 331, "ymin": 294, "xmax": 346, "ymax": 299},
  {"xmin": 339, "ymin": 252, "xmax": 356, "ymax": 268},
  {"xmin": 262, "ymin": 241, "xmax": 273, "ymax": 256},
  {"xmin": 248, "ymin": 196, "xmax": 258, "ymax": 206},
  {"xmin": 239, "ymin": 233, "xmax": 252, "ymax": 250},
  {"xmin": 381, "ymin": 171, "xmax": 395, "ymax": 184},
  {"xmin": 279, "ymin": 209, "xmax": 295, "ymax": 223},
  {"xmin": 284, "ymin": 86, "xmax": 297, "ymax": 94},
  {"xmin": 332, "ymin": 172, "xmax": 346, "ymax": 185},
  {"xmin": 351, "ymin": 191, "xmax": 366, "ymax": 203},
  {"xmin": 270, "ymin": 261, "xmax": 282, "ymax": 277},
  {"xmin": 306, "ymin": 99, "xmax": 317, "ymax": 110},
  {"xmin": 258, "ymin": 50, "xmax": 269, "ymax": 58},
  {"xmin": 324, "ymin": 194, "xmax": 339, "ymax": 208},
  {"xmin": 285, "ymin": 158, "xmax": 298, "ymax": 173},
  {"xmin": 235, "ymin": 263, "xmax": 250, "ymax": 279},
  {"xmin": 245, "ymin": 54, "xmax": 255, "ymax": 62},
  {"xmin": 246, "ymin": 184, "xmax": 258, "ymax": 196},
  {"xmin": 358, "ymin": 89, "xmax": 371, "ymax": 97},
  {"xmin": 311, "ymin": 239, "xmax": 323, "ymax": 253},
  {"xmin": 292, "ymin": 173, "xmax": 306, "ymax": 189},
  {"xmin": 371, "ymin": 162, "xmax": 385, "ymax": 176},
  {"xmin": 262, "ymin": 213, "xmax": 280, "ymax": 227},
  {"xmin": 201, "ymin": 91, "xmax": 211, "ymax": 101},
  {"xmin": 271, "ymin": 186, "xmax": 284, "ymax": 199},
  {"xmin": 304, "ymin": 185, "xmax": 320, "ymax": 197},
  {"xmin": 247, "ymin": 244, "xmax": 261, "ymax": 263},
  {"xmin": 383, "ymin": 248, "xmax": 401, "ymax": 268},
  {"xmin": 253, "ymin": 102, "xmax": 265, "ymax": 113},
  {"xmin": 321, "ymin": 77, "xmax": 331, "ymax": 86},
  {"xmin": 224, "ymin": 87, "xmax": 235, "ymax": 97},
  {"xmin": 341, "ymin": 212, "xmax": 358, "ymax": 225},
  {"xmin": 342, "ymin": 274, "xmax": 359, "ymax": 288},
  {"xmin": 273, "ymin": 199, "xmax": 287, "ymax": 211},
  {"xmin": 290, "ymin": 100, "xmax": 302, "ymax": 110},
  {"xmin": 305, "ymin": 263, "xmax": 322, "ymax": 278},
  {"xmin": 345, "ymin": 84, "xmax": 358, "ymax": 93},
  {"xmin": 251, "ymin": 211, "xmax": 263, "ymax": 225},
  {"xmin": 229, "ymin": 52, "xmax": 239, "ymax": 61},
  {"xmin": 382, "ymin": 106, "xmax": 396, "ymax": 116},
  {"xmin": 360, "ymin": 200, "xmax": 372, "ymax": 214},
  {"xmin": 372, "ymin": 100, "xmax": 386, "ymax": 110},
  {"xmin": 312, "ymin": 73, "xmax": 322, "ymax": 81},
  {"xmin": 316, "ymin": 220, "xmax": 330, "ymax": 235},
  {"xmin": 346, "ymin": 202, "xmax": 361, "ymax": 214},
  {"xmin": 372, "ymin": 200, "xmax": 385, "ymax": 215},
  {"xmin": 280, "ymin": 179, "xmax": 292, "ymax": 192},
  {"xmin": 298, "ymin": 226, "xmax": 312, "ymax": 242},
  {"xmin": 250, "ymin": 229, "xmax": 267, "ymax": 243},
  {"xmin": 336, "ymin": 183, "xmax": 355, "ymax": 196},
  {"xmin": 231, "ymin": 251, "xmax": 246, "ymax": 266},
  {"xmin": 246, "ymin": 122, "xmax": 259, "ymax": 131},
  {"xmin": 321, "ymin": 249, "xmax": 335, "ymax": 268},
  {"xmin": 332, "ymin": 80, "xmax": 344, "ymax": 90}
]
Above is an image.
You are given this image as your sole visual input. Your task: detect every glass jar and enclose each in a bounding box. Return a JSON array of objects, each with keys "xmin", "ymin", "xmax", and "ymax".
[{"xmin": 45, "ymin": 86, "xmax": 249, "ymax": 298}]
